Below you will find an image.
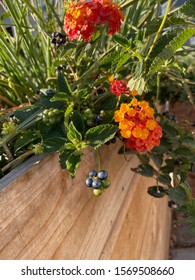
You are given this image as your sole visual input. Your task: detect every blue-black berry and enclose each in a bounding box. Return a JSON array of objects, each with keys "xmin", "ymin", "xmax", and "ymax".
[
  {"xmin": 89, "ymin": 170, "xmax": 97, "ymax": 178},
  {"xmin": 97, "ymin": 170, "xmax": 108, "ymax": 180},
  {"xmin": 85, "ymin": 177, "xmax": 93, "ymax": 187},
  {"xmin": 92, "ymin": 179, "xmax": 102, "ymax": 189},
  {"xmin": 111, "ymin": 137, "xmax": 116, "ymax": 143},
  {"xmin": 45, "ymin": 89, "xmax": 54, "ymax": 96},
  {"xmin": 95, "ymin": 115, "xmax": 103, "ymax": 123}
]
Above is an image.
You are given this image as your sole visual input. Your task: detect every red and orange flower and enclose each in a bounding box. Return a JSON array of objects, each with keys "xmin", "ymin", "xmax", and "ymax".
[
  {"xmin": 64, "ymin": 0, "xmax": 124, "ymax": 41},
  {"xmin": 114, "ymin": 99, "xmax": 162, "ymax": 152}
]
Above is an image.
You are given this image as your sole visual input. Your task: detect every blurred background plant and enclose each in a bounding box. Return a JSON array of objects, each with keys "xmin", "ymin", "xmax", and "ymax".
[
  {"xmin": 0, "ymin": 0, "xmax": 195, "ymax": 231},
  {"xmin": 0, "ymin": 0, "xmax": 65, "ymax": 107}
]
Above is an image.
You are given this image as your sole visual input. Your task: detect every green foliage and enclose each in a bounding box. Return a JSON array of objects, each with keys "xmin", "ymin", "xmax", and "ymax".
[
  {"xmin": 148, "ymin": 186, "xmax": 167, "ymax": 198},
  {"xmin": 85, "ymin": 124, "xmax": 118, "ymax": 148},
  {"xmin": 66, "ymin": 152, "xmax": 82, "ymax": 178},
  {"xmin": 148, "ymin": 28, "xmax": 195, "ymax": 75},
  {"xmin": 0, "ymin": 0, "xmax": 195, "ymax": 232},
  {"xmin": 131, "ymin": 164, "xmax": 155, "ymax": 177},
  {"xmin": 179, "ymin": 0, "xmax": 195, "ymax": 19}
]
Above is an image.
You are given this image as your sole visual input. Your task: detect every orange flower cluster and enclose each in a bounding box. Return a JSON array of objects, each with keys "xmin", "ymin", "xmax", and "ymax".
[
  {"xmin": 114, "ymin": 99, "xmax": 162, "ymax": 152},
  {"xmin": 64, "ymin": 0, "xmax": 124, "ymax": 41}
]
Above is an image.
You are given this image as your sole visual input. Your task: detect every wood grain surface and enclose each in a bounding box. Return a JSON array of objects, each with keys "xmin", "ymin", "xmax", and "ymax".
[{"xmin": 0, "ymin": 142, "xmax": 171, "ymax": 260}]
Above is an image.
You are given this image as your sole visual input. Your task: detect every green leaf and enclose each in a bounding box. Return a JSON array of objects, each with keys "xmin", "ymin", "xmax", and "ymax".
[
  {"xmin": 116, "ymin": 53, "xmax": 131, "ymax": 71},
  {"xmin": 14, "ymin": 131, "xmax": 37, "ymax": 152},
  {"xmin": 161, "ymin": 122, "xmax": 178, "ymax": 137},
  {"xmin": 151, "ymin": 154, "xmax": 163, "ymax": 168},
  {"xmin": 148, "ymin": 28, "xmax": 195, "ymax": 75},
  {"xmin": 70, "ymin": 110, "xmax": 85, "ymax": 134},
  {"xmin": 180, "ymin": 136, "xmax": 195, "ymax": 145},
  {"xmin": 99, "ymin": 95, "xmax": 117, "ymax": 111},
  {"xmin": 37, "ymin": 94, "xmax": 64, "ymax": 110},
  {"xmin": 157, "ymin": 173, "xmax": 172, "ymax": 186},
  {"xmin": 66, "ymin": 152, "xmax": 82, "ymax": 177},
  {"xmin": 44, "ymin": 137, "xmax": 66, "ymax": 152},
  {"xmin": 174, "ymin": 146, "xmax": 192, "ymax": 156},
  {"xmin": 180, "ymin": 0, "xmax": 195, "ymax": 19},
  {"xmin": 64, "ymin": 143, "xmax": 76, "ymax": 150},
  {"xmin": 14, "ymin": 107, "xmax": 40, "ymax": 122},
  {"xmin": 180, "ymin": 183, "xmax": 193, "ymax": 202},
  {"xmin": 165, "ymin": 158, "xmax": 176, "ymax": 167},
  {"xmin": 131, "ymin": 164, "xmax": 155, "ymax": 177},
  {"xmin": 59, "ymin": 149, "xmax": 72, "ymax": 169},
  {"xmin": 168, "ymin": 185, "xmax": 188, "ymax": 205},
  {"xmin": 113, "ymin": 33, "xmax": 130, "ymax": 47},
  {"xmin": 57, "ymin": 71, "xmax": 72, "ymax": 95},
  {"xmin": 85, "ymin": 124, "xmax": 118, "ymax": 148},
  {"xmin": 99, "ymin": 51, "xmax": 119, "ymax": 69},
  {"xmin": 146, "ymin": 29, "xmax": 183, "ymax": 70},
  {"xmin": 75, "ymin": 88, "xmax": 91, "ymax": 99},
  {"xmin": 148, "ymin": 186, "xmax": 168, "ymax": 198},
  {"xmin": 127, "ymin": 76, "xmax": 146, "ymax": 94},
  {"xmin": 146, "ymin": 16, "xmax": 188, "ymax": 37},
  {"xmin": 51, "ymin": 92, "xmax": 70, "ymax": 103},
  {"xmin": 67, "ymin": 122, "xmax": 82, "ymax": 143},
  {"xmin": 64, "ymin": 105, "xmax": 74, "ymax": 129},
  {"xmin": 160, "ymin": 165, "xmax": 175, "ymax": 174},
  {"xmin": 137, "ymin": 154, "xmax": 149, "ymax": 164}
]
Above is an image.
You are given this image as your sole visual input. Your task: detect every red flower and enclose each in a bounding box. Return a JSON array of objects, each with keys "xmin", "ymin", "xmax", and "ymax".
[
  {"xmin": 64, "ymin": 0, "xmax": 124, "ymax": 41},
  {"xmin": 110, "ymin": 79, "xmax": 130, "ymax": 96}
]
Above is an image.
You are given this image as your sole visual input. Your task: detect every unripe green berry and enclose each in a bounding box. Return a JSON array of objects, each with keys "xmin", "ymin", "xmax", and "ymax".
[
  {"xmin": 102, "ymin": 178, "xmax": 111, "ymax": 189},
  {"xmin": 93, "ymin": 188, "xmax": 102, "ymax": 196},
  {"xmin": 86, "ymin": 119, "xmax": 94, "ymax": 127},
  {"xmin": 48, "ymin": 111, "xmax": 55, "ymax": 117},
  {"xmin": 84, "ymin": 108, "xmax": 92, "ymax": 115}
]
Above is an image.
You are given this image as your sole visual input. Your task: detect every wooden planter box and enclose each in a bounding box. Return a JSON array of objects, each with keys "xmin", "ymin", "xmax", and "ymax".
[{"xmin": 0, "ymin": 141, "xmax": 171, "ymax": 260}]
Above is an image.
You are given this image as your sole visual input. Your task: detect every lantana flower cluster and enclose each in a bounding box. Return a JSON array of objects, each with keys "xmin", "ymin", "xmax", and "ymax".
[
  {"xmin": 110, "ymin": 79, "xmax": 138, "ymax": 97},
  {"xmin": 114, "ymin": 99, "xmax": 162, "ymax": 152},
  {"xmin": 110, "ymin": 79, "xmax": 130, "ymax": 96},
  {"xmin": 64, "ymin": 0, "xmax": 124, "ymax": 41}
]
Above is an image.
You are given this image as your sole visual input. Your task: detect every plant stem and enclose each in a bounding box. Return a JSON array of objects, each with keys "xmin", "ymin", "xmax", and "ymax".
[
  {"xmin": 156, "ymin": 72, "xmax": 160, "ymax": 108},
  {"xmin": 145, "ymin": 0, "xmax": 172, "ymax": 62},
  {"xmin": 0, "ymin": 95, "xmax": 17, "ymax": 107},
  {"xmin": 95, "ymin": 148, "xmax": 101, "ymax": 171},
  {"xmin": 3, "ymin": 144, "xmax": 14, "ymax": 161}
]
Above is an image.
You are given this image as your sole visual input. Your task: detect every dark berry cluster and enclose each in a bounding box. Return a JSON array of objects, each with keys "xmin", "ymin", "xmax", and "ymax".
[
  {"xmin": 168, "ymin": 200, "xmax": 179, "ymax": 209},
  {"xmin": 42, "ymin": 108, "xmax": 62, "ymax": 125},
  {"xmin": 51, "ymin": 32, "xmax": 66, "ymax": 47},
  {"xmin": 105, "ymin": 137, "xmax": 116, "ymax": 145},
  {"xmin": 85, "ymin": 169, "xmax": 110, "ymax": 196},
  {"xmin": 162, "ymin": 112, "xmax": 177, "ymax": 122}
]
